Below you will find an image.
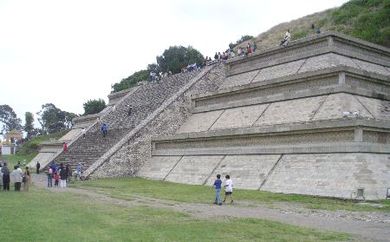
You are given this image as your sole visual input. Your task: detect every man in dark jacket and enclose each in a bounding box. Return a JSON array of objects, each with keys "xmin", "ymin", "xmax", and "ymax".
[
  {"xmin": 1, "ymin": 163, "xmax": 10, "ymax": 191},
  {"xmin": 59, "ymin": 163, "xmax": 68, "ymax": 188}
]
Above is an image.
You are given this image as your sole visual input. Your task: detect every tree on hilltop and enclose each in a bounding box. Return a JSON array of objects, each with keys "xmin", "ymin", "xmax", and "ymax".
[
  {"xmin": 83, "ymin": 99, "xmax": 106, "ymax": 115},
  {"xmin": 156, "ymin": 46, "xmax": 204, "ymax": 74},
  {"xmin": 111, "ymin": 69, "xmax": 149, "ymax": 93},
  {"xmin": 37, "ymin": 103, "xmax": 77, "ymax": 134},
  {"xmin": 111, "ymin": 45, "xmax": 204, "ymax": 93}
]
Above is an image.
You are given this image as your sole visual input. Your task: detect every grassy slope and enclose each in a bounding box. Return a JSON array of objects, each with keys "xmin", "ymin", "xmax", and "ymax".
[
  {"xmin": 0, "ymin": 130, "xmax": 67, "ymax": 168},
  {"xmin": 74, "ymin": 177, "xmax": 390, "ymax": 212},
  {"xmin": 0, "ymin": 187, "xmax": 350, "ymax": 242},
  {"xmin": 239, "ymin": 0, "xmax": 390, "ymax": 51}
]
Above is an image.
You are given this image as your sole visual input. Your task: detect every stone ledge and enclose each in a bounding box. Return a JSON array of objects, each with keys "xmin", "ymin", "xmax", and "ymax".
[
  {"xmin": 226, "ymin": 32, "xmax": 390, "ymax": 76},
  {"xmin": 152, "ymin": 142, "xmax": 390, "ymax": 156},
  {"xmin": 107, "ymin": 86, "xmax": 140, "ymax": 106},
  {"xmin": 193, "ymin": 67, "xmax": 390, "ymax": 112},
  {"xmin": 193, "ymin": 66, "xmax": 389, "ymax": 100},
  {"xmin": 154, "ymin": 118, "xmax": 390, "ymax": 142}
]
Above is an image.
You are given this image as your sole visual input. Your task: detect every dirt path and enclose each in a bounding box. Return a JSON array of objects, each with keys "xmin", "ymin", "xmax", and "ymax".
[{"xmin": 32, "ymin": 174, "xmax": 390, "ymax": 242}]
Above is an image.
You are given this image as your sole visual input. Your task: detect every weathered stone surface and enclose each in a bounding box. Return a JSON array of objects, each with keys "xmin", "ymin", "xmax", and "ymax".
[
  {"xmin": 219, "ymin": 70, "xmax": 258, "ymax": 89},
  {"xmin": 165, "ymin": 156, "xmax": 224, "ymax": 185},
  {"xmin": 356, "ymin": 96, "xmax": 390, "ymax": 120},
  {"xmin": 261, "ymin": 153, "xmax": 390, "ymax": 200},
  {"xmin": 205, "ymin": 155, "xmax": 281, "ymax": 189},
  {"xmin": 29, "ymin": 153, "xmax": 58, "ymax": 169},
  {"xmin": 58, "ymin": 129, "xmax": 82, "ymax": 142},
  {"xmin": 136, "ymin": 156, "xmax": 183, "ymax": 180},
  {"xmin": 254, "ymin": 96, "xmax": 326, "ymax": 126},
  {"xmin": 177, "ymin": 110, "xmax": 223, "ymax": 133},
  {"xmin": 210, "ymin": 104, "xmax": 268, "ymax": 131},
  {"xmin": 298, "ymin": 53, "xmax": 359, "ymax": 74},
  {"xmin": 252, "ymin": 59, "xmax": 305, "ymax": 83},
  {"xmin": 312, "ymin": 93, "xmax": 373, "ymax": 121},
  {"xmin": 352, "ymin": 59, "xmax": 390, "ymax": 76}
]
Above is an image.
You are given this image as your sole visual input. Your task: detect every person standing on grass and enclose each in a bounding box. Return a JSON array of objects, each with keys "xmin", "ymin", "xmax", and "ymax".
[
  {"xmin": 10, "ymin": 165, "xmax": 23, "ymax": 191},
  {"xmin": 65, "ymin": 164, "xmax": 71, "ymax": 183},
  {"xmin": 1, "ymin": 163, "xmax": 10, "ymax": 191},
  {"xmin": 0, "ymin": 163, "xmax": 3, "ymax": 189},
  {"xmin": 47, "ymin": 167, "xmax": 53, "ymax": 187},
  {"xmin": 23, "ymin": 167, "xmax": 31, "ymax": 191},
  {"xmin": 53, "ymin": 171, "xmax": 60, "ymax": 187},
  {"xmin": 213, "ymin": 174, "xmax": 222, "ymax": 205},
  {"xmin": 223, "ymin": 175, "xmax": 234, "ymax": 204},
  {"xmin": 59, "ymin": 163, "xmax": 67, "ymax": 188},
  {"xmin": 36, "ymin": 161, "xmax": 40, "ymax": 174}
]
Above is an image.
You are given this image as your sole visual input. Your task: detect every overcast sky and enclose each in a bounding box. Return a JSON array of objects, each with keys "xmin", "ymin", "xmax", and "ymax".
[{"xmin": 0, "ymin": 0, "xmax": 349, "ymax": 126}]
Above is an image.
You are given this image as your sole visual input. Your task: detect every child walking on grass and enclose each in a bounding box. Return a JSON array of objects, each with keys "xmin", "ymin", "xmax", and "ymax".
[{"xmin": 223, "ymin": 175, "xmax": 234, "ymax": 204}]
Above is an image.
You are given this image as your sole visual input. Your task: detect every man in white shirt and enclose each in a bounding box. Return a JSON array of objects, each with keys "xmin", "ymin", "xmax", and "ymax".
[
  {"xmin": 223, "ymin": 175, "xmax": 234, "ymax": 204},
  {"xmin": 10, "ymin": 165, "xmax": 23, "ymax": 191}
]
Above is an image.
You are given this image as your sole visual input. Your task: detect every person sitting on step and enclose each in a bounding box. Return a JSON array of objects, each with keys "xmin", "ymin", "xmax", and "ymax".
[{"xmin": 280, "ymin": 29, "xmax": 291, "ymax": 47}]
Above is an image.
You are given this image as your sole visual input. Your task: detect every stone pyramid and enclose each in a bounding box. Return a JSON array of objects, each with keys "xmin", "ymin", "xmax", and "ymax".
[{"xmin": 139, "ymin": 32, "xmax": 390, "ymax": 200}]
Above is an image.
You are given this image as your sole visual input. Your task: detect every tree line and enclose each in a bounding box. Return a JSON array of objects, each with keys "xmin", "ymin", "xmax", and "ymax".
[{"xmin": 0, "ymin": 104, "xmax": 76, "ymax": 139}]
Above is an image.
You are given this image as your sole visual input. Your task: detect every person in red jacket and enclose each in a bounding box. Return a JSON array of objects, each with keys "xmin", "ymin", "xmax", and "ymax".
[{"xmin": 63, "ymin": 142, "xmax": 68, "ymax": 152}]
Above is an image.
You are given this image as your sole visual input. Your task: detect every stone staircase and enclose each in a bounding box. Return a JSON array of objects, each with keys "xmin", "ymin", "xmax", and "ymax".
[
  {"xmin": 56, "ymin": 128, "xmax": 129, "ymax": 171},
  {"xmin": 139, "ymin": 32, "xmax": 390, "ymax": 200},
  {"xmin": 49, "ymin": 68, "xmax": 214, "ymax": 174}
]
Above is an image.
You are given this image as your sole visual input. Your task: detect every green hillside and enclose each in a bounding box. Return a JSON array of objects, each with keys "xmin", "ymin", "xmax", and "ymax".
[
  {"xmin": 244, "ymin": 0, "xmax": 389, "ymax": 51},
  {"xmin": 0, "ymin": 131, "xmax": 67, "ymax": 168}
]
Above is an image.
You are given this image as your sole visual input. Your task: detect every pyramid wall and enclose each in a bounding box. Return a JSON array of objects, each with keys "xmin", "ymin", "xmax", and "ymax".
[{"xmin": 139, "ymin": 32, "xmax": 390, "ymax": 200}]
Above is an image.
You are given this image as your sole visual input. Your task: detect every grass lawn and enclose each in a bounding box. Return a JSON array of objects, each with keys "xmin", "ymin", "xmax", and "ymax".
[
  {"xmin": 0, "ymin": 130, "xmax": 67, "ymax": 169},
  {"xmin": 0, "ymin": 187, "xmax": 350, "ymax": 242},
  {"xmin": 0, "ymin": 153, "xmax": 36, "ymax": 169},
  {"xmin": 73, "ymin": 177, "xmax": 390, "ymax": 212}
]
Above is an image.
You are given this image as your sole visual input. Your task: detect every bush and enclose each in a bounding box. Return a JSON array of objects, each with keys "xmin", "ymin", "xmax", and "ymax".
[
  {"xmin": 83, "ymin": 99, "xmax": 106, "ymax": 115},
  {"xmin": 111, "ymin": 69, "xmax": 149, "ymax": 93},
  {"xmin": 330, "ymin": 0, "xmax": 390, "ymax": 47}
]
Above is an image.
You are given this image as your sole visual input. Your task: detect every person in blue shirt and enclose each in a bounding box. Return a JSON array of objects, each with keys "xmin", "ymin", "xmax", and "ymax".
[
  {"xmin": 101, "ymin": 123, "xmax": 108, "ymax": 137},
  {"xmin": 213, "ymin": 174, "xmax": 222, "ymax": 205}
]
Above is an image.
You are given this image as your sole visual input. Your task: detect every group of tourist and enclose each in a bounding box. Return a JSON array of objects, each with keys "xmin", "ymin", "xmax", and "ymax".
[
  {"xmin": 46, "ymin": 162, "xmax": 82, "ymax": 188},
  {"xmin": 0, "ymin": 161, "xmax": 31, "ymax": 192},
  {"xmin": 205, "ymin": 40, "xmax": 257, "ymax": 66},
  {"xmin": 213, "ymin": 174, "xmax": 234, "ymax": 205}
]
